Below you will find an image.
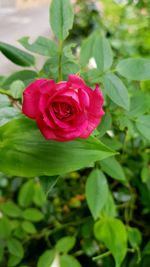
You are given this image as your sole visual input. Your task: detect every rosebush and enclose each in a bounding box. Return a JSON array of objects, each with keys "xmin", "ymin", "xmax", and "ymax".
[{"xmin": 0, "ymin": 0, "xmax": 150, "ymax": 267}]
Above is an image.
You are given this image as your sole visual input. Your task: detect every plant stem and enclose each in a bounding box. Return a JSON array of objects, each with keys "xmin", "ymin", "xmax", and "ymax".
[
  {"xmin": 58, "ymin": 40, "xmax": 63, "ymax": 81},
  {"xmin": 0, "ymin": 88, "xmax": 11, "ymax": 97},
  {"xmin": 92, "ymin": 251, "xmax": 111, "ymax": 261}
]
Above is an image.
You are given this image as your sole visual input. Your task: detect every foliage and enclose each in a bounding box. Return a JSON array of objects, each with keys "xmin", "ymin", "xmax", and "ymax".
[{"xmin": 0, "ymin": 0, "xmax": 150, "ymax": 266}]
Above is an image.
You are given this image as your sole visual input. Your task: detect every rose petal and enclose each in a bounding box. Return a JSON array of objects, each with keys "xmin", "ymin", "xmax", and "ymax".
[{"xmin": 22, "ymin": 79, "xmax": 47, "ymax": 119}]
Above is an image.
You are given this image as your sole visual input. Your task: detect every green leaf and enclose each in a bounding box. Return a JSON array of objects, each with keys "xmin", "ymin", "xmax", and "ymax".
[
  {"xmin": 18, "ymin": 180, "xmax": 35, "ymax": 207},
  {"xmin": 50, "ymin": 0, "xmax": 74, "ymax": 41},
  {"xmin": 116, "ymin": 58, "xmax": 150, "ymax": 81},
  {"xmin": 37, "ymin": 250, "xmax": 55, "ymax": 267},
  {"xmin": 2, "ymin": 70, "xmax": 37, "ymax": 88},
  {"xmin": 0, "ymin": 217, "xmax": 12, "ymax": 238},
  {"xmin": 8, "ymin": 255, "xmax": 22, "ymax": 267},
  {"xmin": 93, "ymin": 34, "xmax": 113, "ymax": 72},
  {"xmin": 127, "ymin": 227, "xmax": 142, "ymax": 249},
  {"xmin": 9, "ymin": 80, "xmax": 25, "ymax": 99},
  {"xmin": 94, "ymin": 218, "xmax": 127, "ymax": 267},
  {"xmin": 0, "ymin": 42, "xmax": 35, "ymax": 66},
  {"xmin": 39, "ymin": 176, "xmax": 59, "ymax": 196},
  {"xmin": 21, "ymin": 221, "xmax": 37, "ymax": 234},
  {"xmin": 80, "ymin": 32, "xmax": 96, "ymax": 67},
  {"xmin": 55, "ymin": 236, "xmax": 76, "ymax": 253},
  {"xmin": 143, "ymin": 241, "xmax": 150, "ymax": 255},
  {"xmin": 100, "ymin": 156, "xmax": 126, "ymax": 182},
  {"xmin": 97, "ymin": 112, "xmax": 112, "ymax": 137},
  {"xmin": 60, "ymin": 255, "xmax": 81, "ymax": 267},
  {"xmin": 126, "ymin": 91, "xmax": 150, "ymax": 118},
  {"xmin": 135, "ymin": 115, "xmax": 150, "ymax": 141},
  {"xmin": 7, "ymin": 238, "xmax": 24, "ymax": 258},
  {"xmin": 0, "ymin": 242, "xmax": 4, "ymax": 261},
  {"xmin": 19, "ymin": 36, "xmax": 58, "ymax": 56},
  {"xmin": 104, "ymin": 73, "xmax": 130, "ymax": 110},
  {"xmin": 101, "ymin": 191, "xmax": 117, "ymax": 217},
  {"xmin": 85, "ymin": 169, "xmax": 109, "ymax": 220},
  {"xmin": 33, "ymin": 182, "xmax": 46, "ymax": 207},
  {"xmin": 22, "ymin": 208, "xmax": 44, "ymax": 222},
  {"xmin": 0, "ymin": 118, "xmax": 115, "ymax": 177},
  {"xmin": 0, "ymin": 201, "xmax": 22, "ymax": 218}
]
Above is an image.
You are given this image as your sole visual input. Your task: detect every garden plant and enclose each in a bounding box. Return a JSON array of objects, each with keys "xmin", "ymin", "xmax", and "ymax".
[{"xmin": 0, "ymin": 0, "xmax": 150, "ymax": 266}]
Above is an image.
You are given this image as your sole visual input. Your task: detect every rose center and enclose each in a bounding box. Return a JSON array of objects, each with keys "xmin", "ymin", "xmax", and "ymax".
[{"xmin": 52, "ymin": 102, "xmax": 73, "ymax": 120}]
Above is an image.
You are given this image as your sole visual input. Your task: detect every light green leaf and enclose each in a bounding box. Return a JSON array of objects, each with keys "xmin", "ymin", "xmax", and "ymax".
[
  {"xmin": 21, "ymin": 221, "xmax": 37, "ymax": 234},
  {"xmin": 94, "ymin": 217, "xmax": 127, "ymax": 267},
  {"xmin": 22, "ymin": 208, "xmax": 44, "ymax": 222},
  {"xmin": 104, "ymin": 73, "xmax": 130, "ymax": 110},
  {"xmin": 85, "ymin": 169, "xmax": 109, "ymax": 220},
  {"xmin": 126, "ymin": 91, "xmax": 150, "ymax": 118},
  {"xmin": 7, "ymin": 238, "xmax": 24, "ymax": 258},
  {"xmin": 0, "ymin": 41, "xmax": 35, "ymax": 66},
  {"xmin": 19, "ymin": 36, "xmax": 58, "ymax": 56},
  {"xmin": 93, "ymin": 34, "xmax": 113, "ymax": 72},
  {"xmin": 100, "ymin": 156, "xmax": 126, "ymax": 182},
  {"xmin": 0, "ymin": 201, "xmax": 22, "ymax": 218},
  {"xmin": 116, "ymin": 58, "xmax": 150, "ymax": 80},
  {"xmin": 50, "ymin": 0, "xmax": 74, "ymax": 40},
  {"xmin": 101, "ymin": 191, "xmax": 117, "ymax": 217},
  {"xmin": 0, "ymin": 118, "xmax": 115, "ymax": 177},
  {"xmin": 0, "ymin": 107, "xmax": 21, "ymax": 126},
  {"xmin": 9, "ymin": 80, "xmax": 25, "ymax": 99},
  {"xmin": 135, "ymin": 115, "xmax": 150, "ymax": 141},
  {"xmin": 37, "ymin": 250, "xmax": 55, "ymax": 267},
  {"xmin": 55, "ymin": 236, "xmax": 76, "ymax": 253},
  {"xmin": 60, "ymin": 255, "xmax": 81, "ymax": 267},
  {"xmin": 18, "ymin": 180, "xmax": 35, "ymax": 207}
]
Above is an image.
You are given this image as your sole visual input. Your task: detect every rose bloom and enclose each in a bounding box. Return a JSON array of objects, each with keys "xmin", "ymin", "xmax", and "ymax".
[{"xmin": 22, "ymin": 74, "xmax": 104, "ymax": 142}]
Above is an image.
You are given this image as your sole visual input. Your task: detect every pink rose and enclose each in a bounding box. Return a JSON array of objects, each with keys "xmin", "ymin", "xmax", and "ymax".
[{"xmin": 22, "ymin": 74, "xmax": 104, "ymax": 142}]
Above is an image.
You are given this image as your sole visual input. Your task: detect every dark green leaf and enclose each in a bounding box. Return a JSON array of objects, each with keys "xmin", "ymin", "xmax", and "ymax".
[
  {"xmin": 0, "ymin": 217, "xmax": 12, "ymax": 238},
  {"xmin": 39, "ymin": 176, "xmax": 59, "ymax": 196},
  {"xmin": 127, "ymin": 227, "xmax": 142, "ymax": 249},
  {"xmin": 0, "ymin": 42, "xmax": 35, "ymax": 66}
]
